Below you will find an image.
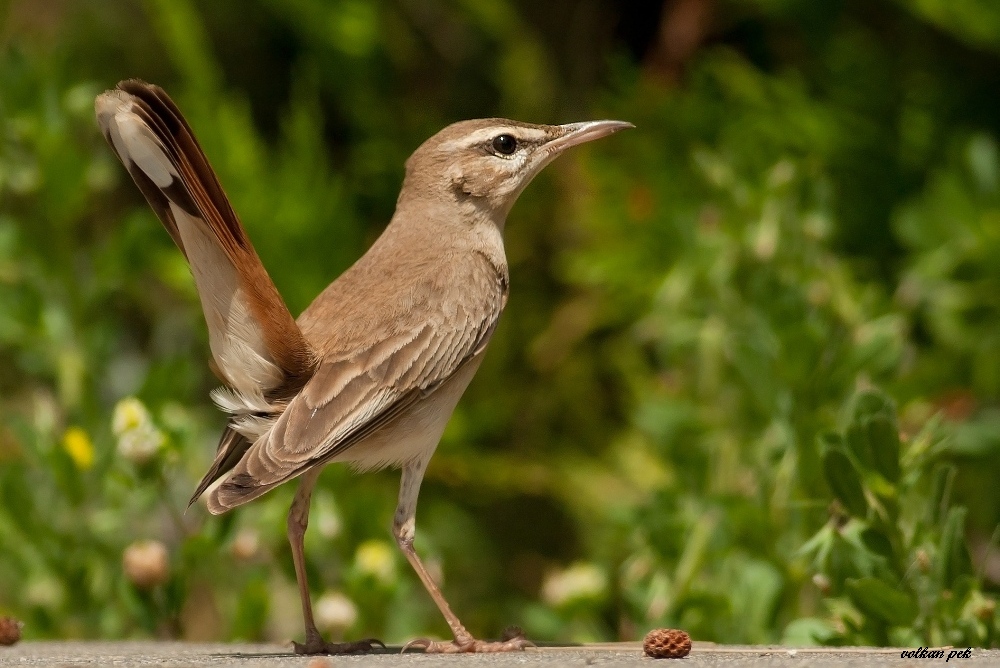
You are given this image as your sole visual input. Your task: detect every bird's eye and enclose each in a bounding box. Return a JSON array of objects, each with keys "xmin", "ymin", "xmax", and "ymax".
[{"xmin": 491, "ymin": 134, "xmax": 518, "ymax": 155}]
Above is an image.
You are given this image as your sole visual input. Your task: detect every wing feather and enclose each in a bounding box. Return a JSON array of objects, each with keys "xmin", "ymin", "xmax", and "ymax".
[{"xmin": 207, "ymin": 295, "xmax": 503, "ymax": 513}]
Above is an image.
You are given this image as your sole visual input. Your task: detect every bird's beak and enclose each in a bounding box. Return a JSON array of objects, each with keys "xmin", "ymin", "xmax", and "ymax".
[{"xmin": 546, "ymin": 120, "xmax": 634, "ymax": 155}]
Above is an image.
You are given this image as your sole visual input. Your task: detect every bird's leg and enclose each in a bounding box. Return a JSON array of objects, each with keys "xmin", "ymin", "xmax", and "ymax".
[
  {"xmin": 394, "ymin": 455, "xmax": 472, "ymax": 645},
  {"xmin": 288, "ymin": 469, "xmax": 323, "ymax": 652},
  {"xmin": 288, "ymin": 469, "xmax": 384, "ymax": 656},
  {"xmin": 395, "ymin": 455, "xmax": 532, "ymax": 654}
]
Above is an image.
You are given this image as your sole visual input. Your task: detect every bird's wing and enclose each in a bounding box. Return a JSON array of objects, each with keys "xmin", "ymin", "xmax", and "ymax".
[
  {"xmin": 205, "ymin": 285, "xmax": 505, "ymax": 513},
  {"xmin": 95, "ymin": 80, "xmax": 315, "ymax": 404}
]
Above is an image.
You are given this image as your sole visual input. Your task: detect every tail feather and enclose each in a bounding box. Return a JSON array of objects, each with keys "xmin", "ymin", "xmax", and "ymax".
[
  {"xmin": 96, "ymin": 80, "xmax": 315, "ymax": 392},
  {"xmin": 188, "ymin": 427, "xmax": 252, "ymax": 509},
  {"xmin": 97, "ymin": 80, "xmax": 315, "ymax": 510}
]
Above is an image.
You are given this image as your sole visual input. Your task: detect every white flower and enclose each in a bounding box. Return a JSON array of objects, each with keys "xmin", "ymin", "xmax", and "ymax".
[
  {"xmin": 112, "ymin": 397, "xmax": 165, "ymax": 464},
  {"xmin": 315, "ymin": 591, "xmax": 358, "ymax": 632},
  {"xmin": 112, "ymin": 397, "xmax": 151, "ymax": 435},
  {"xmin": 541, "ymin": 562, "xmax": 607, "ymax": 607}
]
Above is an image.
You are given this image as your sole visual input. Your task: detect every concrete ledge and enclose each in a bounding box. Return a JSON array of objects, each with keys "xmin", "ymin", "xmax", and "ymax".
[{"xmin": 1, "ymin": 641, "xmax": 997, "ymax": 666}]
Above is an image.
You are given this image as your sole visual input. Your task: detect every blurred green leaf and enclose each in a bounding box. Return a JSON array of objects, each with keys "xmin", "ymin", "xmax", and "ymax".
[
  {"xmin": 845, "ymin": 389, "xmax": 901, "ymax": 482},
  {"xmin": 860, "ymin": 527, "xmax": 894, "ymax": 561},
  {"xmin": 938, "ymin": 507, "xmax": 972, "ymax": 589},
  {"xmin": 867, "ymin": 418, "xmax": 902, "ymax": 484},
  {"xmin": 846, "ymin": 577, "xmax": 918, "ymax": 626},
  {"xmin": 823, "ymin": 448, "xmax": 868, "ymax": 518}
]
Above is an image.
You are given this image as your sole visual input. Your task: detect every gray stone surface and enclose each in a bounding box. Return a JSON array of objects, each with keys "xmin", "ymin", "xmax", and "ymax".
[{"xmin": 1, "ymin": 642, "xmax": 998, "ymax": 667}]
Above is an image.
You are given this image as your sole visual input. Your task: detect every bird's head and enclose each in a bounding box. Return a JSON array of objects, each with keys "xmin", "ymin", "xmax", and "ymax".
[{"xmin": 399, "ymin": 118, "xmax": 633, "ymax": 221}]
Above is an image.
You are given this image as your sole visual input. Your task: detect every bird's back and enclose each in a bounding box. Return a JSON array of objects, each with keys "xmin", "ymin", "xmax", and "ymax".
[{"xmin": 296, "ymin": 210, "xmax": 509, "ymax": 361}]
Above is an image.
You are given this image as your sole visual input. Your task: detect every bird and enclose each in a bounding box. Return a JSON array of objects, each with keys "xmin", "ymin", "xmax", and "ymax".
[{"xmin": 95, "ymin": 79, "xmax": 631, "ymax": 654}]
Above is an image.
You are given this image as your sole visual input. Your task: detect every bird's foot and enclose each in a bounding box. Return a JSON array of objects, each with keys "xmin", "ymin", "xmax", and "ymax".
[
  {"xmin": 403, "ymin": 627, "xmax": 533, "ymax": 654},
  {"xmin": 293, "ymin": 637, "xmax": 386, "ymax": 655}
]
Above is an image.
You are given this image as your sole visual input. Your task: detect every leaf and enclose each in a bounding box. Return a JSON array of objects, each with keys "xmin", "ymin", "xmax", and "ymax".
[
  {"xmin": 930, "ymin": 465, "xmax": 957, "ymax": 525},
  {"xmin": 797, "ymin": 524, "xmax": 836, "ymax": 566},
  {"xmin": 818, "ymin": 431, "xmax": 843, "ymax": 449},
  {"xmin": 845, "ymin": 388, "xmax": 901, "ymax": 481},
  {"xmin": 846, "ymin": 577, "xmax": 917, "ymax": 625},
  {"xmin": 782, "ymin": 617, "xmax": 838, "ymax": 645},
  {"xmin": 845, "ymin": 423, "xmax": 875, "ymax": 470},
  {"xmin": 850, "ymin": 389, "xmax": 894, "ymax": 422},
  {"xmin": 860, "ymin": 527, "xmax": 894, "ymax": 560},
  {"xmin": 948, "ymin": 412, "xmax": 1000, "ymax": 457},
  {"xmin": 867, "ymin": 417, "xmax": 901, "ymax": 483},
  {"xmin": 823, "ymin": 448, "xmax": 868, "ymax": 517},
  {"xmin": 938, "ymin": 506, "xmax": 972, "ymax": 588}
]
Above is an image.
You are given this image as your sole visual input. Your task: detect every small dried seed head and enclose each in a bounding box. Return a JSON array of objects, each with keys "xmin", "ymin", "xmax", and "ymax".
[
  {"xmin": 643, "ymin": 628, "xmax": 691, "ymax": 659},
  {"xmin": 122, "ymin": 540, "xmax": 170, "ymax": 589},
  {"xmin": 812, "ymin": 573, "xmax": 832, "ymax": 594},
  {"xmin": 229, "ymin": 528, "xmax": 260, "ymax": 561},
  {"xmin": 975, "ymin": 596, "xmax": 996, "ymax": 622},
  {"xmin": 915, "ymin": 549, "xmax": 930, "ymax": 573},
  {"xmin": 0, "ymin": 617, "xmax": 23, "ymax": 646}
]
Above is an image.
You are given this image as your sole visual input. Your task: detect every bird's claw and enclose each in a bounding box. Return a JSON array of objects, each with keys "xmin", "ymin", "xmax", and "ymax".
[
  {"xmin": 402, "ymin": 631, "xmax": 533, "ymax": 653},
  {"xmin": 293, "ymin": 637, "xmax": 386, "ymax": 655}
]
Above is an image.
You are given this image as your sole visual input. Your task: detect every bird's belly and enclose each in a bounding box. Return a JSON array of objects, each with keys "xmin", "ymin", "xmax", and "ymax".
[{"xmin": 330, "ymin": 355, "xmax": 485, "ymax": 471}]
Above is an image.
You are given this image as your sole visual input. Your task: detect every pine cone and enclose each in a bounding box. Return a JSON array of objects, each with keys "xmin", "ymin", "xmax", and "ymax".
[
  {"xmin": 643, "ymin": 628, "xmax": 691, "ymax": 659},
  {"xmin": 0, "ymin": 617, "xmax": 22, "ymax": 646}
]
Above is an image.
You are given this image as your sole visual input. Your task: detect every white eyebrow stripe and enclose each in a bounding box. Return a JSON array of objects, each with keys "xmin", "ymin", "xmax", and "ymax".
[{"xmin": 441, "ymin": 126, "xmax": 550, "ymax": 152}]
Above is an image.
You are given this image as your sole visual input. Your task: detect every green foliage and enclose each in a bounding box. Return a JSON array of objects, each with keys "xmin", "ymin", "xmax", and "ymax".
[
  {"xmin": 3, "ymin": 0, "xmax": 1000, "ymax": 649},
  {"xmin": 799, "ymin": 388, "xmax": 992, "ymax": 646}
]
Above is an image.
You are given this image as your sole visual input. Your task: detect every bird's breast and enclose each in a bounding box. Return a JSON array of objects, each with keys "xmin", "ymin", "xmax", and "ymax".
[{"xmin": 328, "ymin": 353, "xmax": 487, "ymax": 472}]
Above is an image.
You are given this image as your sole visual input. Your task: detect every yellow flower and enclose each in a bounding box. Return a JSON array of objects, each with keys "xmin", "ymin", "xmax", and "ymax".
[
  {"xmin": 62, "ymin": 427, "xmax": 94, "ymax": 470},
  {"xmin": 354, "ymin": 540, "xmax": 396, "ymax": 584}
]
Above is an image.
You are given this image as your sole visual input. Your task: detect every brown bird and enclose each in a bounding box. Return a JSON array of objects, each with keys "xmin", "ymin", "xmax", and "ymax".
[{"xmin": 95, "ymin": 79, "xmax": 630, "ymax": 654}]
